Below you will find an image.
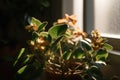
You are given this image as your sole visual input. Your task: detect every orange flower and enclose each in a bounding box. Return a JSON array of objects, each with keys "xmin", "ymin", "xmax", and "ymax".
[
  {"xmin": 36, "ymin": 36, "xmax": 49, "ymax": 51},
  {"xmin": 65, "ymin": 14, "xmax": 77, "ymax": 25},
  {"xmin": 57, "ymin": 19, "xmax": 68, "ymax": 24},
  {"xmin": 57, "ymin": 14, "xmax": 77, "ymax": 27},
  {"xmin": 73, "ymin": 28, "xmax": 87, "ymax": 39},
  {"xmin": 28, "ymin": 36, "xmax": 49, "ymax": 52},
  {"xmin": 25, "ymin": 24, "xmax": 38, "ymax": 31}
]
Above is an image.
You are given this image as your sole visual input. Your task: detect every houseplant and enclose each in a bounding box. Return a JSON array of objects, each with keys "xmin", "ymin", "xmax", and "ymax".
[{"xmin": 13, "ymin": 14, "xmax": 113, "ymax": 80}]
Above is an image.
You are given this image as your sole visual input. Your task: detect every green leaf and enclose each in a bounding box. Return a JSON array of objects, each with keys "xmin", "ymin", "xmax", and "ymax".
[
  {"xmin": 31, "ymin": 17, "xmax": 41, "ymax": 27},
  {"xmin": 62, "ymin": 50, "xmax": 72, "ymax": 60},
  {"xmin": 17, "ymin": 65, "xmax": 27, "ymax": 74},
  {"xmin": 48, "ymin": 24, "xmax": 67, "ymax": 39},
  {"xmin": 72, "ymin": 48, "xmax": 84, "ymax": 59},
  {"xmin": 95, "ymin": 49, "xmax": 108, "ymax": 61},
  {"xmin": 103, "ymin": 43, "xmax": 113, "ymax": 51},
  {"xmin": 32, "ymin": 32, "xmax": 39, "ymax": 40},
  {"xmin": 38, "ymin": 21, "xmax": 48, "ymax": 32},
  {"xmin": 80, "ymin": 40, "xmax": 92, "ymax": 51},
  {"xmin": 23, "ymin": 56, "xmax": 30, "ymax": 64},
  {"xmin": 40, "ymin": 32, "xmax": 51, "ymax": 42},
  {"xmin": 94, "ymin": 61, "xmax": 106, "ymax": 69},
  {"xmin": 41, "ymin": 0, "xmax": 50, "ymax": 7},
  {"xmin": 16, "ymin": 61, "xmax": 43, "ymax": 80},
  {"xmin": 50, "ymin": 36, "xmax": 63, "ymax": 52},
  {"xmin": 51, "ymin": 36, "xmax": 62, "ymax": 46},
  {"xmin": 87, "ymin": 66, "xmax": 103, "ymax": 80},
  {"xmin": 13, "ymin": 48, "xmax": 25, "ymax": 66}
]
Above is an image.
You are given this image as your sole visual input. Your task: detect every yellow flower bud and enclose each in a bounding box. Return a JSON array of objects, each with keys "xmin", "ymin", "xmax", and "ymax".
[{"xmin": 30, "ymin": 41, "xmax": 35, "ymax": 46}]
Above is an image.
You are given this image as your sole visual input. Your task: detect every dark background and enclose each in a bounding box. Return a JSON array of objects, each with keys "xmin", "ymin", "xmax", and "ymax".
[{"xmin": 0, "ymin": 0, "xmax": 62, "ymax": 79}]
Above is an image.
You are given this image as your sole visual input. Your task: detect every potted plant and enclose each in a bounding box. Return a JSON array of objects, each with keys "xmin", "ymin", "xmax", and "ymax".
[{"xmin": 13, "ymin": 14, "xmax": 113, "ymax": 80}]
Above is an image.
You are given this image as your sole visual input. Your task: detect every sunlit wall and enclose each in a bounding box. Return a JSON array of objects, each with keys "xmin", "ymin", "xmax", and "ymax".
[
  {"xmin": 95, "ymin": 0, "xmax": 120, "ymax": 38},
  {"xmin": 62, "ymin": 0, "xmax": 83, "ymax": 30}
]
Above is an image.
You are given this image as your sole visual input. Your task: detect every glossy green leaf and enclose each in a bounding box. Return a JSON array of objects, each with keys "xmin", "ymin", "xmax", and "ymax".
[
  {"xmin": 103, "ymin": 43, "xmax": 113, "ymax": 51},
  {"xmin": 94, "ymin": 61, "xmax": 106, "ymax": 69},
  {"xmin": 17, "ymin": 65, "xmax": 27, "ymax": 74},
  {"xmin": 62, "ymin": 50, "xmax": 72, "ymax": 60},
  {"xmin": 32, "ymin": 32, "xmax": 39, "ymax": 40},
  {"xmin": 72, "ymin": 48, "xmax": 84, "ymax": 59},
  {"xmin": 87, "ymin": 66, "xmax": 103, "ymax": 80},
  {"xmin": 80, "ymin": 40, "xmax": 92, "ymax": 51},
  {"xmin": 48, "ymin": 24, "xmax": 67, "ymax": 39},
  {"xmin": 31, "ymin": 17, "xmax": 41, "ymax": 27},
  {"xmin": 38, "ymin": 21, "xmax": 48, "ymax": 32},
  {"xmin": 13, "ymin": 48, "xmax": 25, "ymax": 66},
  {"xmin": 95, "ymin": 49, "xmax": 108, "ymax": 61},
  {"xmin": 50, "ymin": 36, "xmax": 63, "ymax": 51}
]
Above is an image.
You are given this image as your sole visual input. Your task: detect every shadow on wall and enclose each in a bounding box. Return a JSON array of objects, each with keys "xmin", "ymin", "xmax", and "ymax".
[
  {"xmin": 102, "ymin": 53, "xmax": 120, "ymax": 80},
  {"xmin": 0, "ymin": 0, "xmax": 62, "ymax": 79}
]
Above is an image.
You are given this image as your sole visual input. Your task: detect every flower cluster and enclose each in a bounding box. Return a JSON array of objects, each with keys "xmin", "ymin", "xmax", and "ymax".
[{"xmin": 91, "ymin": 30, "xmax": 105, "ymax": 50}]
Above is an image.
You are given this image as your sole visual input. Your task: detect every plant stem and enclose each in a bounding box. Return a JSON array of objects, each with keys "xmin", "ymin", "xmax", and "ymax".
[{"xmin": 59, "ymin": 41, "xmax": 63, "ymax": 57}]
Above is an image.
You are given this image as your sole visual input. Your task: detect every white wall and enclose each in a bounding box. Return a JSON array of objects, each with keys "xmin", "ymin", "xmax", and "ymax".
[
  {"xmin": 95, "ymin": 0, "xmax": 120, "ymax": 38},
  {"xmin": 62, "ymin": 0, "xmax": 83, "ymax": 30}
]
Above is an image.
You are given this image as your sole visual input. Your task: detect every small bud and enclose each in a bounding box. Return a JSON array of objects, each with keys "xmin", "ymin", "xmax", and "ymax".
[
  {"xmin": 36, "ymin": 38, "xmax": 45, "ymax": 44},
  {"xmin": 41, "ymin": 46, "xmax": 45, "ymax": 50},
  {"xmin": 30, "ymin": 41, "xmax": 35, "ymax": 46}
]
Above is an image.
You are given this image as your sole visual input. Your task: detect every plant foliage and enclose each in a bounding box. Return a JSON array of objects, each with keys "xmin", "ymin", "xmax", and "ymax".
[{"xmin": 14, "ymin": 14, "xmax": 113, "ymax": 80}]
